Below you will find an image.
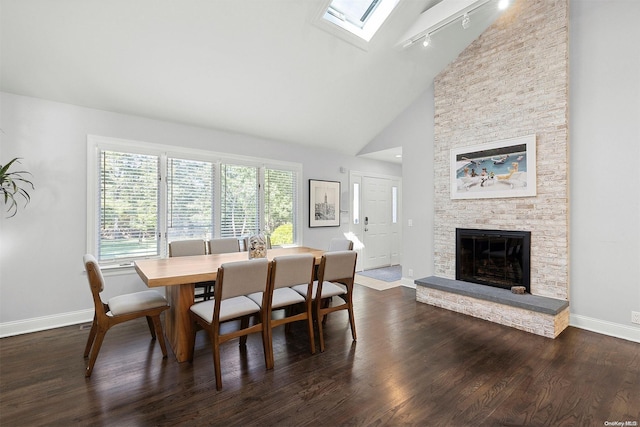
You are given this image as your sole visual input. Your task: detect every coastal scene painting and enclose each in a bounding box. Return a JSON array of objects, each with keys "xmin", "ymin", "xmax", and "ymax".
[{"xmin": 450, "ymin": 134, "xmax": 536, "ymax": 200}]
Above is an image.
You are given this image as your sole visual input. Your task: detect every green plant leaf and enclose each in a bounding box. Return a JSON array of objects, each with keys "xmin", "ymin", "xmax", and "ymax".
[{"xmin": 1, "ymin": 157, "xmax": 34, "ymax": 218}]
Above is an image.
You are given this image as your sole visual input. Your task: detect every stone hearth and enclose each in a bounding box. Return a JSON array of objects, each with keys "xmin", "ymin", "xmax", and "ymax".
[{"xmin": 416, "ymin": 276, "xmax": 569, "ymax": 338}]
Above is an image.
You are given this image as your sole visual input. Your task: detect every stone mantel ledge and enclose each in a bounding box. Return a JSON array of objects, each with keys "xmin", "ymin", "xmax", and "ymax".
[
  {"xmin": 415, "ymin": 276, "xmax": 568, "ymax": 314},
  {"xmin": 415, "ymin": 276, "xmax": 570, "ymax": 338}
]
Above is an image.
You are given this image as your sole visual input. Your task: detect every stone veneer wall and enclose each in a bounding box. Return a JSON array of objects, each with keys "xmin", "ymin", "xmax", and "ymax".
[{"xmin": 432, "ymin": 0, "xmax": 569, "ymax": 302}]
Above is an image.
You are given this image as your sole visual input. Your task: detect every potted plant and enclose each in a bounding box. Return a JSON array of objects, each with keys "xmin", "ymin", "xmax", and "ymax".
[{"xmin": 1, "ymin": 157, "xmax": 34, "ymax": 217}]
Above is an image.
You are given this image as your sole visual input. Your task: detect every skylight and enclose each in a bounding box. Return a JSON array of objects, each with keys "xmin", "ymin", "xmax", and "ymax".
[{"xmin": 322, "ymin": 0, "xmax": 399, "ymax": 42}]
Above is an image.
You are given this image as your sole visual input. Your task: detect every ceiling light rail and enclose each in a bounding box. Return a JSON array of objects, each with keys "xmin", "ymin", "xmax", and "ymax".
[{"xmin": 398, "ymin": 0, "xmax": 509, "ymax": 49}]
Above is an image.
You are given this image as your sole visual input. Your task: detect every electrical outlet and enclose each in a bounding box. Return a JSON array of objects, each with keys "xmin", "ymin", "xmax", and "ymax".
[
  {"xmin": 408, "ymin": 268, "xmax": 414, "ymax": 277},
  {"xmin": 632, "ymin": 311, "xmax": 640, "ymax": 325}
]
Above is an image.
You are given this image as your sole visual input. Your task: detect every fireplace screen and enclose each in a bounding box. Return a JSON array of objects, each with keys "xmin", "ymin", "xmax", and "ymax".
[{"xmin": 456, "ymin": 228, "xmax": 531, "ymax": 292}]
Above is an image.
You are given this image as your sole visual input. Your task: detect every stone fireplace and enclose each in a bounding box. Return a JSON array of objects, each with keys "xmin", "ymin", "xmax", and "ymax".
[{"xmin": 415, "ymin": 0, "xmax": 570, "ymax": 338}]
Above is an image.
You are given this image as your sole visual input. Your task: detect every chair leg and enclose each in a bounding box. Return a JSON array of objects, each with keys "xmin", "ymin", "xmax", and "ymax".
[
  {"xmin": 262, "ymin": 323, "xmax": 273, "ymax": 370},
  {"xmin": 347, "ymin": 305, "xmax": 357, "ymax": 342},
  {"xmin": 85, "ymin": 327, "xmax": 107, "ymax": 377},
  {"xmin": 210, "ymin": 331, "xmax": 223, "ymax": 391},
  {"xmin": 239, "ymin": 316, "xmax": 250, "ymax": 346},
  {"xmin": 83, "ymin": 316, "xmax": 98, "ymax": 358},
  {"xmin": 284, "ymin": 307, "xmax": 292, "ymax": 334},
  {"xmin": 146, "ymin": 316, "xmax": 157, "ymax": 340},
  {"xmin": 151, "ymin": 315, "xmax": 168, "ymax": 358},
  {"xmin": 317, "ymin": 307, "xmax": 326, "ymax": 353},
  {"xmin": 307, "ymin": 315, "xmax": 316, "ymax": 355},
  {"xmin": 321, "ymin": 298, "xmax": 331, "ymax": 325}
]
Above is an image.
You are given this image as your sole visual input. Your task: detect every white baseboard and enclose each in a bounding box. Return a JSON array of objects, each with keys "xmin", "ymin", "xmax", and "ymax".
[
  {"xmin": 401, "ymin": 277, "xmax": 416, "ymax": 288},
  {"xmin": 570, "ymin": 314, "xmax": 640, "ymax": 343},
  {"xmin": 0, "ymin": 309, "xmax": 94, "ymax": 338}
]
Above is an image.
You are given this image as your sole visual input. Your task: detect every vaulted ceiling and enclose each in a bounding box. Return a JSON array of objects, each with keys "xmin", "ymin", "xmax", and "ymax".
[{"xmin": 0, "ymin": 0, "xmax": 504, "ymax": 159}]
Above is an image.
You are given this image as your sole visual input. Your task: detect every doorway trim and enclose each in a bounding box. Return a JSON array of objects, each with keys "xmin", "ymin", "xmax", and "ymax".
[{"xmin": 349, "ymin": 170, "xmax": 402, "ymax": 272}]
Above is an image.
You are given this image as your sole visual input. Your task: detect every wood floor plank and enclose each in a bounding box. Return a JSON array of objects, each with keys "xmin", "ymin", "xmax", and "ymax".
[{"xmin": 1, "ymin": 285, "xmax": 638, "ymax": 426}]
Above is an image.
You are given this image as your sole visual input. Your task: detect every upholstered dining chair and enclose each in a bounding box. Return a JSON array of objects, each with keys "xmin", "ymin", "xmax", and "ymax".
[
  {"xmin": 169, "ymin": 239, "xmax": 214, "ymax": 301},
  {"xmin": 188, "ymin": 258, "xmax": 271, "ymax": 390},
  {"xmin": 292, "ymin": 250, "xmax": 357, "ymax": 352},
  {"xmin": 248, "ymin": 254, "xmax": 316, "ymax": 359},
  {"xmin": 328, "ymin": 237, "xmax": 354, "ymax": 251},
  {"xmin": 208, "ymin": 237, "xmax": 240, "ymax": 254},
  {"xmin": 83, "ymin": 254, "xmax": 169, "ymax": 377}
]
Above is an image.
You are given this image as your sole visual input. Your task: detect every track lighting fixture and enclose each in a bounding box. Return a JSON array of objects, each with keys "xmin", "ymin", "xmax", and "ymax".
[{"xmin": 400, "ymin": 0, "xmax": 512, "ymax": 50}]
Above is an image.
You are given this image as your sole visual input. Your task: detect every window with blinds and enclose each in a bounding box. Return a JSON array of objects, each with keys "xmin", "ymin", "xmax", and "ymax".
[
  {"xmin": 219, "ymin": 163, "xmax": 259, "ymax": 238},
  {"xmin": 265, "ymin": 168, "xmax": 296, "ymax": 245},
  {"xmin": 167, "ymin": 158, "xmax": 214, "ymax": 242},
  {"xmin": 99, "ymin": 150, "xmax": 160, "ymax": 261},
  {"xmin": 89, "ymin": 136, "xmax": 302, "ymax": 264}
]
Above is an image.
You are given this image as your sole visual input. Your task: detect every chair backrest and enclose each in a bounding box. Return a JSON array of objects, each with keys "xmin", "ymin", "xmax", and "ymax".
[
  {"xmin": 169, "ymin": 239, "xmax": 207, "ymax": 257},
  {"xmin": 209, "ymin": 237, "xmax": 241, "ymax": 254},
  {"xmin": 270, "ymin": 254, "xmax": 315, "ymax": 290},
  {"xmin": 83, "ymin": 254, "xmax": 107, "ymax": 315},
  {"xmin": 217, "ymin": 258, "xmax": 269, "ymax": 300},
  {"xmin": 319, "ymin": 250, "xmax": 357, "ymax": 283},
  {"xmin": 328, "ymin": 238, "xmax": 354, "ymax": 251}
]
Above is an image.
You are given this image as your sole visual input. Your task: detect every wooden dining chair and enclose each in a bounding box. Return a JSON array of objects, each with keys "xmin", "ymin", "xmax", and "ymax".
[
  {"xmin": 292, "ymin": 250, "xmax": 357, "ymax": 352},
  {"xmin": 83, "ymin": 254, "xmax": 169, "ymax": 377},
  {"xmin": 208, "ymin": 237, "xmax": 240, "ymax": 254},
  {"xmin": 169, "ymin": 239, "xmax": 214, "ymax": 300},
  {"xmin": 328, "ymin": 237, "xmax": 354, "ymax": 251},
  {"xmin": 188, "ymin": 258, "xmax": 271, "ymax": 390},
  {"xmin": 248, "ymin": 254, "xmax": 316, "ymax": 360}
]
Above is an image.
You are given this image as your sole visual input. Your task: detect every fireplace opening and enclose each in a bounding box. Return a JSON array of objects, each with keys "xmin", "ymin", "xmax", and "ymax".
[{"xmin": 456, "ymin": 228, "xmax": 531, "ymax": 293}]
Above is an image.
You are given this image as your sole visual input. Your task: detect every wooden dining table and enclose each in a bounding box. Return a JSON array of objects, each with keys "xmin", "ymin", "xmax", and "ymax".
[{"xmin": 134, "ymin": 246, "xmax": 325, "ymax": 362}]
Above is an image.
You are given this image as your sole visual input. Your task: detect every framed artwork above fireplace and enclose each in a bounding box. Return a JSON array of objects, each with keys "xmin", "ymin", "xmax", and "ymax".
[{"xmin": 450, "ymin": 134, "xmax": 536, "ymax": 200}]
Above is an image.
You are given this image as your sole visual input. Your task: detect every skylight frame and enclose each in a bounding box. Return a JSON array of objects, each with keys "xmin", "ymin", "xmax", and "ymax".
[{"xmin": 321, "ymin": 0, "xmax": 400, "ymax": 43}]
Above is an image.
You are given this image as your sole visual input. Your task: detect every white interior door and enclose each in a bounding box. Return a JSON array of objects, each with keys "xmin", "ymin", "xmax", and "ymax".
[{"xmin": 362, "ymin": 176, "xmax": 392, "ymax": 270}]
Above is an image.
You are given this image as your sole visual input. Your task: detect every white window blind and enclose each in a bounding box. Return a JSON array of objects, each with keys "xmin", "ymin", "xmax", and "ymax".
[
  {"xmin": 89, "ymin": 136, "xmax": 302, "ymax": 264},
  {"xmin": 99, "ymin": 150, "xmax": 159, "ymax": 261},
  {"xmin": 219, "ymin": 163, "xmax": 259, "ymax": 238},
  {"xmin": 167, "ymin": 158, "xmax": 214, "ymax": 242},
  {"xmin": 265, "ymin": 168, "xmax": 297, "ymax": 246}
]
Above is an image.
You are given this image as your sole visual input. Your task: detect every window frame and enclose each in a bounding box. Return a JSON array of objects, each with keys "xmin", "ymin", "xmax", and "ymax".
[
  {"xmin": 316, "ymin": 0, "xmax": 400, "ymax": 48},
  {"xmin": 87, "ymin": 135, "xmax": 303, "ymax": 267}
]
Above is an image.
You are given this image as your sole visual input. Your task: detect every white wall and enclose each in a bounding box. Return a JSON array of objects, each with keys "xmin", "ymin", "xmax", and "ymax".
[
  {"xmin": 0, "ymin": 92, "xmax": 400, "ymax": 334},
  {"xmin": 568, "ymin": 0, "xmax": 640, "ymax": 339},
  {"xmin": 367, "ymin": 88, "xmax": 435, "ymax": 286}
]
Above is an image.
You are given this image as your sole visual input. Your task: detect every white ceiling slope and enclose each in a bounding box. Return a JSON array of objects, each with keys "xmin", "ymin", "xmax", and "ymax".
[{"xmin": 0, "ymin": 0, "xmax": 504, "ymax": 157}]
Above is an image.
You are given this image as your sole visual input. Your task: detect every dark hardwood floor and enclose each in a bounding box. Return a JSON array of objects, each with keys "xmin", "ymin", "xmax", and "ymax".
[{"xmin": 1, "ymin": 285, "xmax": 638, "ymax": 426}]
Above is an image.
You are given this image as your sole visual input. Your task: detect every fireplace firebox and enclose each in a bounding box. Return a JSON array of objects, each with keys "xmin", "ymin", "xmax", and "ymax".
[{"xmin": 456, "ymin": 228, "xmax": 531, "ymax": 293}]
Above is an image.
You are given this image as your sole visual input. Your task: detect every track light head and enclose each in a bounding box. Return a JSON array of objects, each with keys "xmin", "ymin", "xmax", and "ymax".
[
  {"xmin": 462, "ymin": 13, "xmax": 470, "ymax": 29},
  {"xmin": 422, "ymin": 34, "xmax": 431, "ymax": 47},
  {"xmin": 498, "ymin": 0, "xmax": 510, "ymax": 10}
]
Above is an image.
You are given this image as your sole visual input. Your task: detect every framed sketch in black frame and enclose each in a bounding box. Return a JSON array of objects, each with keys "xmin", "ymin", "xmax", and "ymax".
[{"xmin": 309, "ymin": 179, "xmax": 340, "ymax": 227}]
